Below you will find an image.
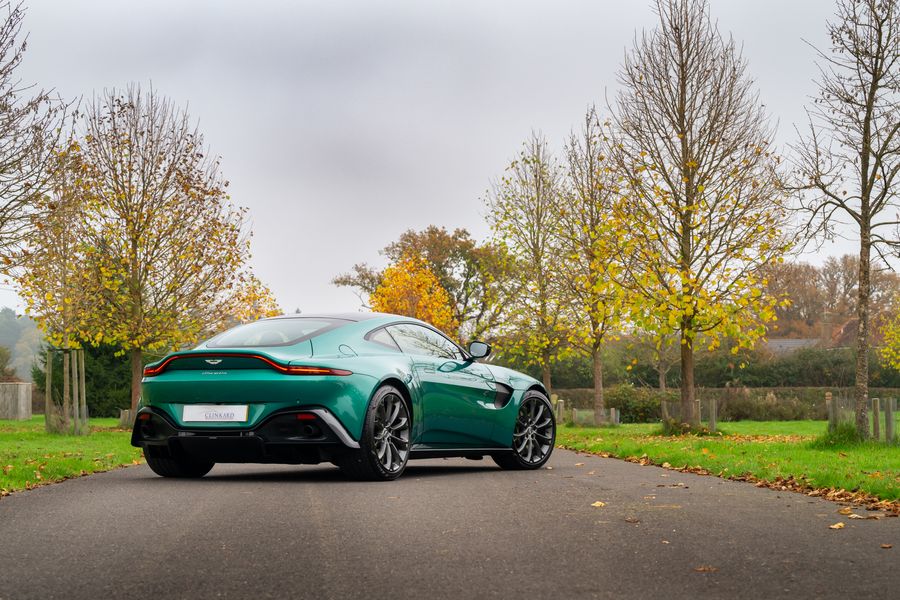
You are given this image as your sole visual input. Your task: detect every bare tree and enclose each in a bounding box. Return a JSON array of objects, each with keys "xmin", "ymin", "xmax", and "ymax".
[
  {"xmin": 793, "ymin": 0, "xmax": 900, "ymax": 437},
  {"xmin": 0, "ymin": 2, "xmax": 65, "ymax": 271},
  {"xmin": 613, "ymin": 0, "xmax": 790, "ymax": 427}
]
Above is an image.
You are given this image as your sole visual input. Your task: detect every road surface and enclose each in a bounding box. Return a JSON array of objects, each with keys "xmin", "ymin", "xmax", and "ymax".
[{"xmin": 0, "ymin": 448, "xmax": 897, "ymax": 599}]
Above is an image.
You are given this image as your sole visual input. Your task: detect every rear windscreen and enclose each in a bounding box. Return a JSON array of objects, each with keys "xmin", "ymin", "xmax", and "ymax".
[{"xmin": 206, "ymin": 318, "xmax": 349, "ymax": 348}]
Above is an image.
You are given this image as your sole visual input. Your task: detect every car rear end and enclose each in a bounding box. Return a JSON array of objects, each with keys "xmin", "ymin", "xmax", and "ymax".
[{"xmin": 131, "ymin": 317, "xmax": 376, "ymax": 470}]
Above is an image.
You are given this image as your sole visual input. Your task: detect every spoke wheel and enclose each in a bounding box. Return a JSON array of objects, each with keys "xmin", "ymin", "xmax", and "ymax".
[
  {"xmin": 337, "ymin": 385, "xmax": 411, "ymax": 481},
  {"xmin": 372, "ymin": 392, "xmax": 410, "ymax": 473},
  {"xmin": 493, "ymin": 391, "xmax": 555, "ymax": 470}
]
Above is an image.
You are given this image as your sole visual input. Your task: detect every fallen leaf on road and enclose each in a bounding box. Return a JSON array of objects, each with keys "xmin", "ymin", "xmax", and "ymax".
[
  {"xmin": 693, "ymin": 566, "xmax": 718, "ymax": 573},
  {"xmin": 829, "ymin": 522, "xmax": 845, "ymax": 530},
  {"xmin": 587, "ymin": 471, "xmax": 595, "ymax": 475},
  {"xmin": 881, "ymin": 544, "xmax": 892, "ymax": 549},
  {"xmin": 661, "ymin": 462, "xmax": 671, "ymax": 468},
  {"xmin": 545, "ymin": 466, "xmax": 553, "ymax": 470},
  {"xmin": 575, "ymin": 463, "xmax": 585, "ymax": 467},
  {"xmin": 661, "ymin": 540, "xmax": 670, "ymax": 544},
  {"xmin": 838, "ymin": 507, "xmax": 853, "ymax": 515},
  {"xmin": 848, "ymin": 513, "xmax": 880, "ymax": 520},
  {"xmin": 624, "ymin": 517, "xmax": 640, "ymax": 524},
  {"xmin": 591, "ymin": 501, "xmax": 607, "ymax": 508}
]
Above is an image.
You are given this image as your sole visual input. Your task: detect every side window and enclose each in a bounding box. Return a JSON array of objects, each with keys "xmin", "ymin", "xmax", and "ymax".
[
  {"xmin": 387, "ymin": 324, "xmax": 462, "ymax": 360},
  {"xmin": 365, "ymin": 327, "xmax": 401, "ymax": 351}
]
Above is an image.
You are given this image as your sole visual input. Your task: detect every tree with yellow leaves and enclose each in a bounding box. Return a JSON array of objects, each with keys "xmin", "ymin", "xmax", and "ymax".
[
  {"xmin": 557, "ymin": 107, "xmax": 625, "ymax": 423},
  {"xmin": 18, "ymin": 140, "xmax": 90, "ymax": 433},
  {"xmin": 76, "ymin": 85, "xmax": 251, "ymax": 412},
  {"xmin": 487, "ymin": 133, "xmax": 568, "ymax": 392},
  {"xmin": 612, "ymin": 0, "xmax": 792, "ymax": 427},
  {"xmin": 370, "ymin": 254, "xmax": 458, "ymax": 335}
]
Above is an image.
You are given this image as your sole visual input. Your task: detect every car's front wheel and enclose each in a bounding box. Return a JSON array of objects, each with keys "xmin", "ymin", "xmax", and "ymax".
[
  {"xmin": 338, "ymin": 384, "xmax": 411, "ymax": 481},
  {"xmin": 144, "ymin": 451, "xmax": 215, "ymax": 478},
  {"xmin": 493, "ymin": 391, "xmax": 555, "ymax": 470}
]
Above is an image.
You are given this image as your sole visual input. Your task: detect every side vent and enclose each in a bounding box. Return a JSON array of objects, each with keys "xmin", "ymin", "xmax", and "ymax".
[{"xmin": 494, "ymin": 383, "xmax": 514, "ymax": 409}]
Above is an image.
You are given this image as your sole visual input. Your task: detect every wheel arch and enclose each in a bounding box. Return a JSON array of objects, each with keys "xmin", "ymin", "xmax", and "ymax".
[
  {"xmin": 526, "ymin": 383, "xmax": 549, "ymax": 398},
  {"xmin": 375, "ymin": 376, "xmax": 415, "ymax": 425}
]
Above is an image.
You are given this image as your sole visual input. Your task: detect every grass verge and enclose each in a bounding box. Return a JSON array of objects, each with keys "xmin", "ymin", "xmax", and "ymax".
[
  {"xmin": 557, "ymin": 421, "xmax": 900, "ymax": 506},
  {"xmin": 1, "ymin": 416, "xmax": 142, "ymax": 497}
]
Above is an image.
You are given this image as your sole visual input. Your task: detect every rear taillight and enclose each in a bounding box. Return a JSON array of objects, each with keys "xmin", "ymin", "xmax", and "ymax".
[
  {"xmin": 285, "ymin": 366, "xmax": 352, "ymax": 376},
  {"xmin": 142, "ymin": 354, "xmax": 352, "ymax": 377}
]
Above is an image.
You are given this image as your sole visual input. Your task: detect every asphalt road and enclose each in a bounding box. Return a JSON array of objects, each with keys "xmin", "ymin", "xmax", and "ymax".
[{"xmin": 0, "ymin": 449, "xmax": 897, "ymax": 599}]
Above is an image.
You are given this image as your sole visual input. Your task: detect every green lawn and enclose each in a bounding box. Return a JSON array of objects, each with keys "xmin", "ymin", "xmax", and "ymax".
[
  {"xmin": 558, "ymin": 421, "xmax": 900, "ymax": 502},
  {"xmin": 0, "ymin": 416, "xmax": 142, "ymax": 496}
]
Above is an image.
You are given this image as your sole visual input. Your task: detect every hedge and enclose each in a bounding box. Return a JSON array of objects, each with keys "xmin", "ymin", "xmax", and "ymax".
[{"xmin": 552, "ymin": 386, "xmax": 900, "ymax": 423}]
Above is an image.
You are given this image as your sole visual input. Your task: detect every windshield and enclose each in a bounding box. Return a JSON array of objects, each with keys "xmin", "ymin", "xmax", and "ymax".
[{"xmin": 207, "ymin": 318, "xmax": 349, "ymax": 348}]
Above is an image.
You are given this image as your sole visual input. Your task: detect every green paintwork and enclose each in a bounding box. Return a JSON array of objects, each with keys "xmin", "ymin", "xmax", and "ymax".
[{"xmin": 139, "ymin": 313, "xmax": 545, "ymax": 449}]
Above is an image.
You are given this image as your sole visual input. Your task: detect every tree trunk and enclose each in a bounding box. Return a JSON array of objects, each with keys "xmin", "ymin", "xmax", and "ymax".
[
  {"xmin": 540, "ymin": 348, "xmax": 552, "ymax": 395},
  {"xmin": 44, "ymin": 349, "xmax": 53, "ymax": 433},
  {"xmin": 657, "ymin": 356, "xmax": 667, "ymax": 391},
  {"xmin": 592, "ymin": 347, "xmax": 605, "ymax": 425},
  {"xmin": 71, "ymin": 348, "xmax": 80, "ymax": 434},
  {"xmin": 79, "ymin": 349, "xmax": 88, "ymax": 431},
  {"xmin": 680, "ymin": 334, "xmax": 697, "ymax": 427},
  {"xmin": 62, "ymin": 350, "xmax": 70, "ymax": 432},
  {"xmin": 855, "ymin": 232, "xmax": 871, "ymax": 438},
  {"xmin": 130, "ymin": 348, "xmax": 143, "ymax": 413}
]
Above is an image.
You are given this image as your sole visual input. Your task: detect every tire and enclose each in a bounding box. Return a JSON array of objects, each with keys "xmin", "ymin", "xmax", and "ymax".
[
  {"xmin": 338, "ymin": 385, "xmax": 411, "ymax": 481},
  {"xmin": 493, "ymin": 390, "xmax": 555, "ymax": 470},
  {"xmin": 144, "ymin": 450, "xmax": 215, "ymax": 478}
]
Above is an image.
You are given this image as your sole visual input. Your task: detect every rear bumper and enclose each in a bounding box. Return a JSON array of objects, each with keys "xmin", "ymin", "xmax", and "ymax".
[{"xmin": 131, "ymin": 406, "xmax": 359, "ymax": 465}]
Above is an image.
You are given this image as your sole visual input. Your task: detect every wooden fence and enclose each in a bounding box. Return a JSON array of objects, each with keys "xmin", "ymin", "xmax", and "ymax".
[{"xmin": 825, "ymin": 392, "xmax": 897, "ymax": 442}]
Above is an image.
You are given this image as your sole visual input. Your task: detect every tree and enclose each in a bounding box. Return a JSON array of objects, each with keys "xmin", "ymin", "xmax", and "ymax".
[
  {"xmin": 557, "ymin": 107, "xmax": 625, "ymax": 422},
  {"xmin": 369, "ymin": 253, "xmax": 458, "ymax": 334},
  {"xmin": 487, "ymin": 133, "xmax": 567, "ymax": 392},
  {"xmin": 761, "ymin": 261, "xmax": 825, "ymax": 336},
  {"xmin": 793, "ymin": 0, "xmax": 900, "ymax": 437},
  {"xmin": 334, "ymin": 226, "xmax": 514, "ymax": 343},
  {"xmin": 0, "ymin": 345, "xmax": 15, "ymax": 380},
  {"xmin": 17, "ymin": 139, "xmax": 90, "ymax": 433},
  {"xmin": 77, "ymin": 85, "xmax": 250, "ymax": 412},
  {"xmin": 613, "ymin": 0, "xmax": 791, "ymax": 427},
  {"xmin": 0, "ymin": 2, "xmax": 65, "ymax": 272}
]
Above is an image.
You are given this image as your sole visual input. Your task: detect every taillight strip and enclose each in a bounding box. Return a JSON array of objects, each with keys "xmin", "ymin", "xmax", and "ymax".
[{"xmin": 142, "ymin": 353, "xmax": 352, "ymax": 377}]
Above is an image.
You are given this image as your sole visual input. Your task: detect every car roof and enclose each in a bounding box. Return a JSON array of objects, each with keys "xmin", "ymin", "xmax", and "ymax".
[{"xmin": 264, "ymin": 312, "xmax": 400, "ymax": 323}]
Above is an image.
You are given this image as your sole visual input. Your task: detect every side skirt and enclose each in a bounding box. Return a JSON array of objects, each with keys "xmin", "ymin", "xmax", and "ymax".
[{"xmin": 409, "ymin": 447, "xmax": 513, "ymax": 460}]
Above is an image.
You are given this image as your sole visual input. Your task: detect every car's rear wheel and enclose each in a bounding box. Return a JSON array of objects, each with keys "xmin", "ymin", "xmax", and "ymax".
[
  {"xmin": 338, "ymin": 385, "xmax": 411, "ymax": 481},
  {"xmin": 493, "ymin": 391, "xmax": 555, "ymax": 470},
  {"xmin": 144, "ymin": 451, "xmax": 215, "ymax": 478}
]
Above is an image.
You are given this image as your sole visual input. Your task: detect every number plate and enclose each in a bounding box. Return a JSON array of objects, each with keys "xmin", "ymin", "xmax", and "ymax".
[{"xmin": 183, "ymin": 404, "xmax": 248, "ymax": 422}]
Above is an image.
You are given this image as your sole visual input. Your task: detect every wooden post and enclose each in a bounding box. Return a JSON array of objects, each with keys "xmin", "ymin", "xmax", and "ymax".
[
  {"xmin": 826, "ymin": 392, "xmax": 835, "ymax": 432},
  {"xmin": 709, "ymin": 397, "xmax": 717, "ymax": 433},
  {"xmin": 556, "ymin": 398, "xmax": 565, "ymax": 422},
  {"xmin": 872, "ymin": 398, "xmax": 881, "ymax": 441},
  {"xmin": 609, "ymin": 407, "xmax": 617, "ymax": 425},
  {"xmin": 885, "ymin": 399, "xmax": 895, "ymax": 443}
]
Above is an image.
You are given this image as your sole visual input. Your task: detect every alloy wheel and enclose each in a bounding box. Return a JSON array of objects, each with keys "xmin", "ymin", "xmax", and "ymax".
[
  {"xmin": 512, "ymin": 396, "xmax": 554, "ymax": 464},
  {"xmin": 373, "ymin": 392, "xmax": 410, "ymax": 472}
]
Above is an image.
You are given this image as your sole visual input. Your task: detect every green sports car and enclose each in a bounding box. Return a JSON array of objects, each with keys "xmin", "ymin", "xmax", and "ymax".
[{"xmin": 131, "ymin": 313, "xmax": 556, "ymax": 480}]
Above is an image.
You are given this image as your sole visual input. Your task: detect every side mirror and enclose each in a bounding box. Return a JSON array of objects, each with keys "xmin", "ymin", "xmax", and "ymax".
[{"xmin": 467, "ymin": 341, "xmax": 491, "ymax": 360}]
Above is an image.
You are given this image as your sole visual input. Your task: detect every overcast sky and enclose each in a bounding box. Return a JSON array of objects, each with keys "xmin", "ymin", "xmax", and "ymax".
[{"xmin": 0, "ymin": 0, "xmax": 850, "ymax": 314}]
